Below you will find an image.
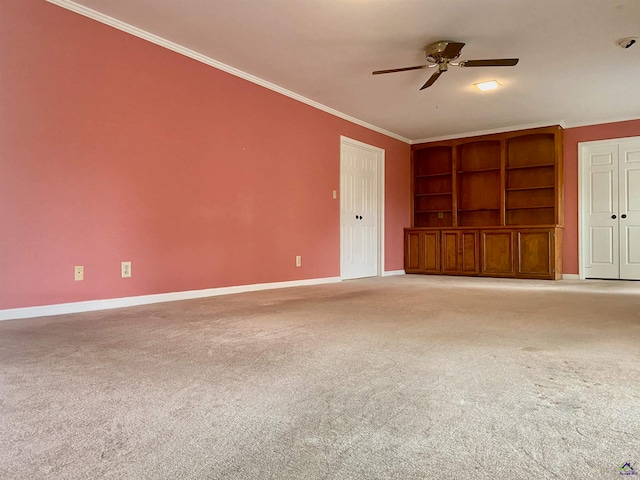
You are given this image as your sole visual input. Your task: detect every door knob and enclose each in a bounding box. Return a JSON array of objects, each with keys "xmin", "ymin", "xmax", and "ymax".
[
  {"xmin": 612, "ymin": 215, "xmax": 617, "ymax": 219},
  {"xmin": 621, "ymin": 214, "xmax": 627, "ymax": 219}
]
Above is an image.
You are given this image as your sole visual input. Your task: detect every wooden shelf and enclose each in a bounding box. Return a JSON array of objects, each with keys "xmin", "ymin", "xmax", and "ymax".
[
  {"xmin": 458, "ymin": 168, "xmax": 500, "ymax": 174},
  {"xmin": 458, "ymin": 208, "xmax": 500, "ymax": 212},
  {"xmin": 410, "ymin": 125, "xmax": 562, "ymax": 236},
  {"xmin": 506, "ymin": 163, "xmax": 554, "ymax": 171},
  {"xmin": 415, "ymin": 172, "xmax": 452, "ymax": 178},
  {"xmin": 506, "ymin": 185, "xmax": 554, "ymax": 192},
  {"xmin": 506, "ymin": 205, "xmax": 554, "ymax": 210},
  {"xmin": 415, "ymin": 192, "xmax": 452, "ymax": 197}
]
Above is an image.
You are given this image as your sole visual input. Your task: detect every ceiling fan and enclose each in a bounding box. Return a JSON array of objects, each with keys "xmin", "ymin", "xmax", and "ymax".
[{"xmin": 372, "ymin": 41, "xmax": 519, "ymax": 90}]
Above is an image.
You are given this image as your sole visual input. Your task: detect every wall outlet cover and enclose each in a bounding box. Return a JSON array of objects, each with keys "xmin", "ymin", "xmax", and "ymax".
[
  {"xmin": 121, "ymin": 261, "xmax": 131, "ymax": 278},
  {"xmin": 74, "ymin": 266, "xmax": 84, "ymax": 281}
]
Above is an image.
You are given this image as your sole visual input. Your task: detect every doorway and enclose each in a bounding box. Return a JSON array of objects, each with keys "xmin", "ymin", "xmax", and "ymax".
[
  {"xmin": 579, "ymin": 137, "xmax": 640, "ymax": 280},
  {"xmin": 339, "ymin": 136, "xmax": 385, "ymax": 280}
]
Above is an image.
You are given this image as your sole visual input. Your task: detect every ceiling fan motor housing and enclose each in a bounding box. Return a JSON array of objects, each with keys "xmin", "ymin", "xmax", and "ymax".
[{"xmin": 426, "ymin": 41, "xmax": 461, "ymax": 63}]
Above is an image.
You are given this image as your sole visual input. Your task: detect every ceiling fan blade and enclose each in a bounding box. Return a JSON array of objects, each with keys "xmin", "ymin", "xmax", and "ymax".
[
  {"xmin": 460, "ymin": 58, "xmax": 519, "ymax": 67},
  {"xmin": 442, "ymin": 41, "xmax": 465, "ymax": 59},
  {"xmin": 420, "ymin": 70, "xmax": 443, "ymax": 90},
  {"xmin": 372, "ymin": 65, "xmax": 429, "ymax": 75}
]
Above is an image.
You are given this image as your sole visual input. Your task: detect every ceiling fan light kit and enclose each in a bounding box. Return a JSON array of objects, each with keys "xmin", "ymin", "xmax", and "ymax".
[
  {"xmin": 373, "ymin": 40, "xmax": 519, "ymax": 90},
  {"xmin": 475, "ymin": 80, "xmax": 501, "ymax": 91}
]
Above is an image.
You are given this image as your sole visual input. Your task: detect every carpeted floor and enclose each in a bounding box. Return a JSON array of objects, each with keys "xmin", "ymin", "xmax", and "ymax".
[{"xmin": 1, "ymin": 275, "xmax": 639, "ymax": 479}]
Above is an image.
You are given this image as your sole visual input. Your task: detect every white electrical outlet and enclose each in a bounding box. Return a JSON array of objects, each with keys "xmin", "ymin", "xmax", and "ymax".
[
  {"xmin": 295, "ymin": 256, "xmax": 302, "ymax": 267},
  {"xmin": 332, "ymin": 190, "xmax": 337, "ymax": 199},
  {"xmin": 121, "ymin": 261, "xmax": 131, "ymax": 278},
  {"xmin": 74, "ymin": 266, "xmax": 84, "ymax": 281}
]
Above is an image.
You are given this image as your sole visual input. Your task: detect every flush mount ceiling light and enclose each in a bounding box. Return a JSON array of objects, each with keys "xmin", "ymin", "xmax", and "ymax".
[{"xmin": 475, "ymin": 80, "xmax": 501, "ymax": 91}]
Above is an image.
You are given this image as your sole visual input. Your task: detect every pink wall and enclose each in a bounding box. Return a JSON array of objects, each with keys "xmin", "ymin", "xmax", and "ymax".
[
  {"xmin": 0, "ymin": 0, "xmax": 411, "ymax": 310},
  {"xmin": 562, "ymin": 119, "xmax": 640, "ymax": 274}
]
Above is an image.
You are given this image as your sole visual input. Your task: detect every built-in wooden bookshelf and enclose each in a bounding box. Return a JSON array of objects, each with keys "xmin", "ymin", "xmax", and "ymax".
[
  {"xmin": 413, "ymin": 145, "xmax": 454, "ymax": 228},
  {"xmin": 406, "ymin": 125, "xmax": 563, "ymax": 280},
  {"xmin": 457, "ymin": 140, "xmax": 502, "ymax": 227},
  {"xmin": 505, "ymin": 133, "xmax": 557, "ymax": 226}
]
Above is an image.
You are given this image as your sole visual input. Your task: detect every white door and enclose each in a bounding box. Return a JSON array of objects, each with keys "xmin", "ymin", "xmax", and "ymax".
[
  {"xmin": 619, "ymin": 142, "xmax": 640, "ymax": 279},
  {"xmin": 340, "ymin": 138, "xmax": 383, "ymax": 280},
  {"xmin": 581, "ymin": 138, "xmax": 640, "ymax": 280},
  {"xmin": 583, "ymin": 143, "xmax": 619, "ymax": 278}
]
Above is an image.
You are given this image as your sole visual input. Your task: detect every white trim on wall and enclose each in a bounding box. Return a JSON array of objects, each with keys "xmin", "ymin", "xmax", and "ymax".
[
  {"xmin": 383, "ymin": 270, "xmax": 405, "ymax": 276},
  {"xmin": 562, "ymin": 274, "xmax": 580, "ymax": 280},
  {"xmin": 45, "ymin": 0, "xmax": 410, "ymax": 145},
  {"xmin": 0, "ymin": 276, "xmax": 342, "ymax": 321}
]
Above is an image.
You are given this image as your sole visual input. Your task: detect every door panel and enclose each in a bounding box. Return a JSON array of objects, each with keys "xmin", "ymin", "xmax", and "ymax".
[
  {"xmin": 590, "ymin": 171, "xmax": 614, "ymax": 213},
  {"xmin": 405, "ymin": 231, "xmax": 440, "ymax": 273},
  {"xmin": 619, "ymin": 142, "xmax": 640, "ymax": 279},
  {"xmin": 590, "ymin": 227, "xmax": 615, "ymax": 264},
  {"xmin": 441, "ymin": 232, "xmax": 459, "ymax": 273},
  {"xmin": 422, "ymin": 232, "xmax": 440, "ymax": 273},
  {"xmin": 405, "ymin": 232, "xmax": 420, "ymax": 272},
  {"xmin": 517, "ymin": 230, "xmax": 553, "ymax": 278},
  {"xmin": 341, "ymin": 142, "xmax": 380, "ymax": 279},
  {"xmin": 481, "ymin": 231, "xmax": 515, "ymax": 276},
  {"xmin": 461, "ymin": 231, "xmax": 479, "ymax": 274},
  {"xmin": 583, "ymin": 144, "xmax": 619, "ymax": 279}
]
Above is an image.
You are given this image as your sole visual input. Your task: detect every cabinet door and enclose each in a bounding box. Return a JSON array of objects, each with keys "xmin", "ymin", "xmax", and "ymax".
[
  {"xmin": 441, "ymin": 231, "xmax": 460, "ymax": 273},
  {"xmin": 481, "ymin": 230, "xmax": 516, "ymax": 276},
  {"xmin": 405, "ymin": 230, "xmax": 440, "ymax": 273},
  {"xmin": 516, "ymin": 229, "xmax": 554, "ymax": 279},
  {"xmin": 460, "ymin": 231, "xmax": 480, "ymax": 274},
  {"xmin": 421, "ymin": 231, "xmax": 441, "ymax": 273},
  {"xmin": 405, "ymin": 231, "xmax": 421, "ymax": 272},
  {"xmin": 441, "ymin": 230, "xmax": 479, "ymax": 274}
]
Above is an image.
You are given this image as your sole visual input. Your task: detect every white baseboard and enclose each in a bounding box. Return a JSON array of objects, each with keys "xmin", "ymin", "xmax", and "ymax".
[
  {"xmin": 562, "ymin": 274, "xmax": 581, "ymax": 280},
  {"xmin": 383, "ymin": 270, "xmax": 405, "ymax": 276},
  {"xmin": 0, "ymin": 277, "xmax": 341, "ymax": 321}
]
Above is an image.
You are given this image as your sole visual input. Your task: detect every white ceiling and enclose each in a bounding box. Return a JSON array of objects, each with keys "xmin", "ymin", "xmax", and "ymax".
[{"xmin": 55, "ymin": 0, "xmax": 640, "ymax": 142}]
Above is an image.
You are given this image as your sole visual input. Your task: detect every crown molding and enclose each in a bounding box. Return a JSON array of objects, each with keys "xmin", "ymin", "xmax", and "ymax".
[
  {"xmin": 45, "ymin": 0, "xmax": 411, "ymax": 144},
  {"xmin": 560, "ymin": 115, "xmax": 640, "ymax": 129},
  {"xmin": 411, "ymin": 121, "xmax": 567, "ymax": 144}
]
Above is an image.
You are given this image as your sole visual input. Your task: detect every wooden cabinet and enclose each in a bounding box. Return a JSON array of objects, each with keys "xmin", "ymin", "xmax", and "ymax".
[
  {"xmin": 404, "ymin": 227, "xmax": 561, "ymax": 280},
  {"xmin": 480, "ymin": 230, "xmax": 516, "ymax": 276},
  {"xmin": 406, "ymin": 126, "xmax": 563, "ymax": 280},
  {"xmin": 441, "ymin": 230, "xmax": 479, "ymax": 274},
  {"xmin": 516, "ymin": 229, "xmax": 562, "ymax": 279},
  {"xmin": 405, "ymin": 230, "xmax": 440, "ymax": 273}
]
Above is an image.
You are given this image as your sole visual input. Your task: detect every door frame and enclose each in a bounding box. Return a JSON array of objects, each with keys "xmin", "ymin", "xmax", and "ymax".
[
  {"xmin": 578, "ymin": 135, "xmax": 640, "ymax": 279},
  {"xmin": 339, "ymin": 136, "xmax": 385, "ymax": 279}
]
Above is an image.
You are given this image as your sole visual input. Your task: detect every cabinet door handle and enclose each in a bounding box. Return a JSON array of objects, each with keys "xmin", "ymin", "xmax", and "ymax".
[
  {"xmin": 621, "ymin": 214, "xmax": 627, "ymax": 219},
  {"xmin": 612, "ymin": 214, "xmax": 617, "ymax": 219}
]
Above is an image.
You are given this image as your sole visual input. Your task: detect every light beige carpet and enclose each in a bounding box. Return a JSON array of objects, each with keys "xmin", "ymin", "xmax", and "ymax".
[{"xmin": 1, "ymin": 275, "xmax": 639, "ymax": 479}]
